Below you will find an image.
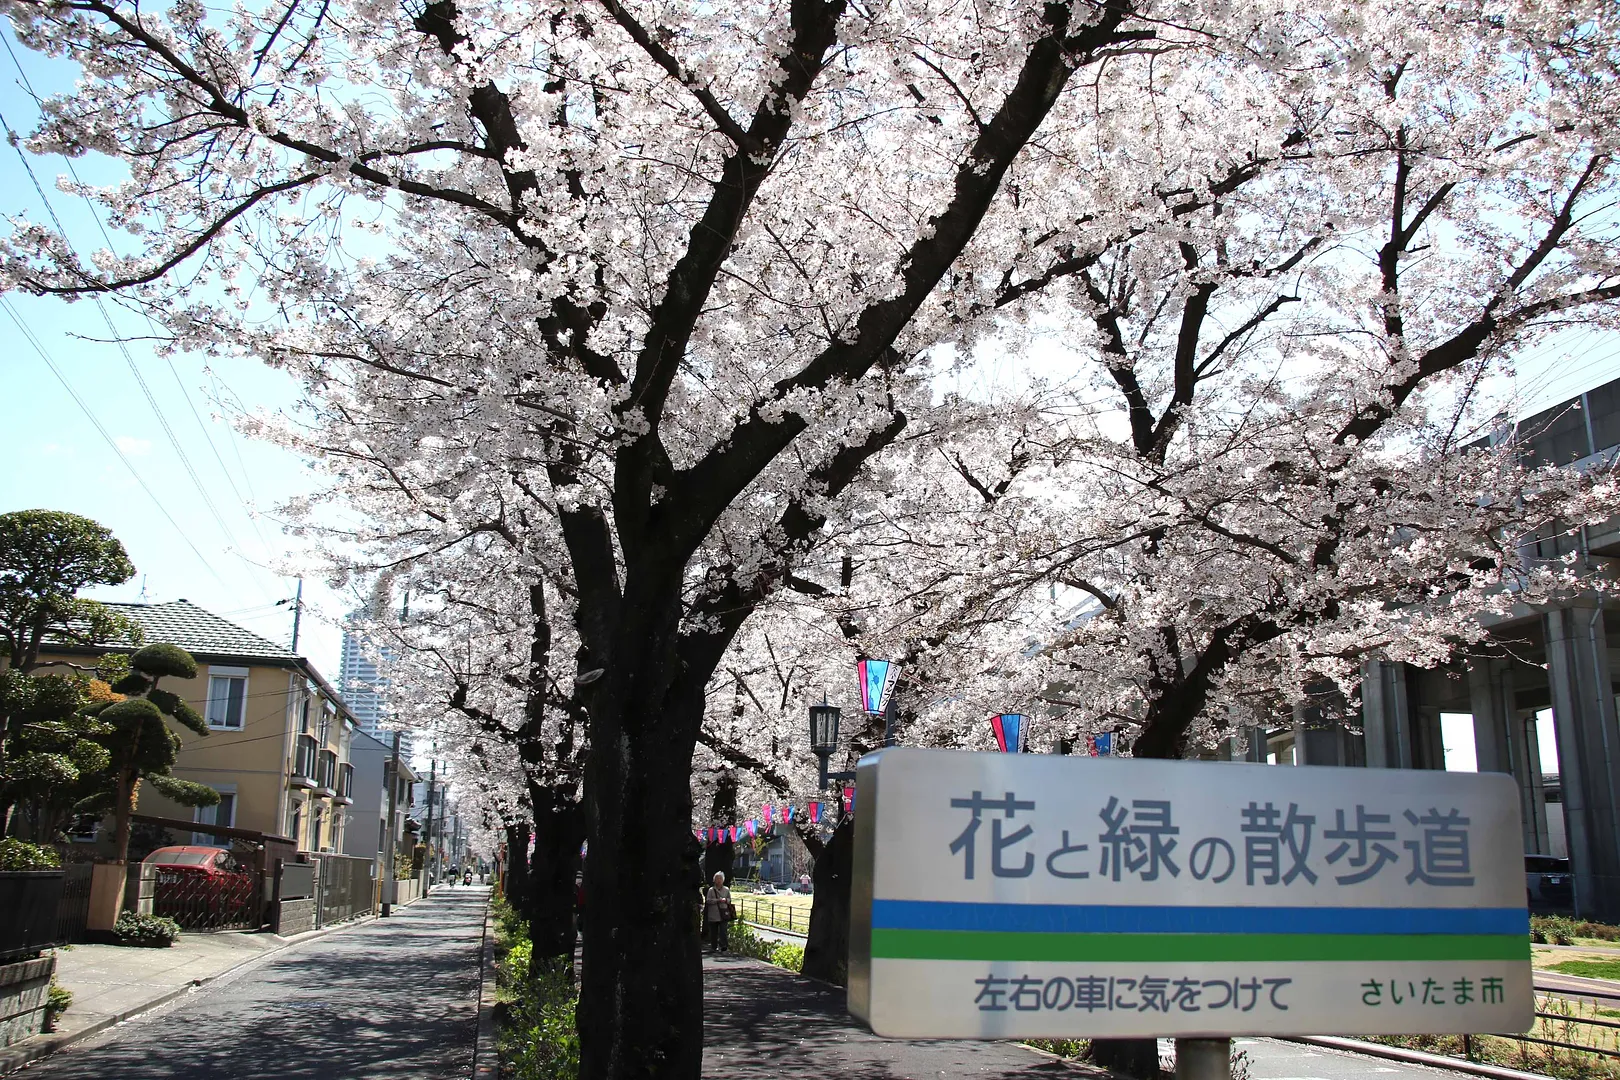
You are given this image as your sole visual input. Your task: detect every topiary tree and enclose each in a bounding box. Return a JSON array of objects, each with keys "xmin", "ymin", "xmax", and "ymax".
[
  {"xmin": 0, "ymin": 510, "xmax": 141, "ymax": 833},
  {"xmin": 80, "ymin": 643, "xmax": 218, "ymax": 864},
  {"xmin": 0, "ymin": 670, "xmax": 113, "ymax": 842},
  {"xmin": 0, "ymin": 510, "xmax": 139, "ymax": 674}
]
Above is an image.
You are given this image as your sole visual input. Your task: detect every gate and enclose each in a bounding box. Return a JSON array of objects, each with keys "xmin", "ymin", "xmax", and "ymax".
[
  {"xmin": 148, "ymin": 863, "xmax": 264, "ymax": 930},
  {"xmin": 54, "ymin": 863, "xmax": 94, "ymax": 943},
  {"xmin": 312, "ymin": 853, "xmax": 374, "ymax": 927}
]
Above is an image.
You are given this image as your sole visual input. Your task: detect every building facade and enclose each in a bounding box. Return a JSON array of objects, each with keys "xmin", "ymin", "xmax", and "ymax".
[
  {"xmin": 35, "ymin": 600, "xmax": 357, "ymax": 854},
  {"xmin": 343, "ymin": 727, "xmax": 417, "ymax": 872},
  {"xmin": 339, "ymin": 621, "xmax": 414, "ymax": 765}
]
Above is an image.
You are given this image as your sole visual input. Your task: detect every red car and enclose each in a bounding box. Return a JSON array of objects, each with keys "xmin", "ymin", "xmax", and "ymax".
[{"xmin": 143, "ymin": 846, "xmax": 256, "ymax": 926}]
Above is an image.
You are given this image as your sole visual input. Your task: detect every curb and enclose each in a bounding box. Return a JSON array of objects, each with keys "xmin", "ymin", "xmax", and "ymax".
[
  {"xmin": 1286, "ymin": 1036, "xmax": 1557, "ymax": 1080},
  {"xmin": 741, "ymin": 919, "xmax": 807, "ymax": 940},
  {"xmin": 0, "ymin": 913, "xmax": 377, "ymax": 1077},
  {"xmin": 472, "ymin": 902, "xmax": 498, "ymax": 1080}
]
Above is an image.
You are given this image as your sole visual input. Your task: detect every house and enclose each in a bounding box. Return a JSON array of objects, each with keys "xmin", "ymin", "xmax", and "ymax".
[
  {"xmin": 35, "ymin": 599, "xmax": 356, "ymax": 854},
  {"xmin": 343, "ymin": 727, "xmax": 417, "ymax": 874}
]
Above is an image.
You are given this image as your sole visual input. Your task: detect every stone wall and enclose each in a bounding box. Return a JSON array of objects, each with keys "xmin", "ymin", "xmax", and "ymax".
[
  {"xmin": 270, "ymin": 898, "xmax": 316, "ymax": 937},
  {"xmin": 0, "ymin": 955, "xmax": 55, "ymax": 1047}
]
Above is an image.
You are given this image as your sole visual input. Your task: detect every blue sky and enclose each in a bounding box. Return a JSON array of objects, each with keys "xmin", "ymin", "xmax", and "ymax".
[{"xmin": 2, "ymin": 22, "xmax": 1618, "ymax": 700}]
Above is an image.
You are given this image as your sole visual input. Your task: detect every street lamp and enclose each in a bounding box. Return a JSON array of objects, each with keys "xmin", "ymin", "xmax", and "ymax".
[{"xmin": 809, "ymin": 701, "xmax": 855, "ymax": 791}]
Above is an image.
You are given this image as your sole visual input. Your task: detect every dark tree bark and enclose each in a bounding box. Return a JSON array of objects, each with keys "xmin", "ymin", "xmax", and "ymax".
[
  {"xmin": 503, "ymin": 820, "xmax": 532, "ymax": 915},
  {"xmin": 528, "ymin": 781, "xmax": 587, "ymax": 963},
  {"xmin": 800, "ymin": 818, "xmax": 854, "ymax": 984},
  {"xmin": 702, "ymin": 772, "xmax": 737, "ymax": 885}
]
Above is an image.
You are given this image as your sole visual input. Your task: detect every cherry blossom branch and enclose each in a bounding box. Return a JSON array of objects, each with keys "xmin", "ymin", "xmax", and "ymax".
[{"xmin": 596, "ymin": 0, "xmax": 759, "ymax": 153}]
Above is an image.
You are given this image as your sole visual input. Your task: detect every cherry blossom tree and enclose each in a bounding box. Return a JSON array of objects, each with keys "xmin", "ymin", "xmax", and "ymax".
[{"xmin": 6, "ymin": 0, "xmax": 1620, "ymax": 1076}]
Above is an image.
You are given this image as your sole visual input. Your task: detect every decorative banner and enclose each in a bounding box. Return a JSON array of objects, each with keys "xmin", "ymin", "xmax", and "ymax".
[
  {"xmin": 989, "ymin": 713, "xmax": 1026, "ymax": 754},
  {"xmin": 809, "ymin": 802, "xmax": 823, "ymax": 824},
  {"xmin": 848, "ymin": 747, "xmax": 1532, "ymax": 1040},
  {"xmin": 857, "ymin": 658, "xmax": 900, "ymax": 715},
  {"xmin": 843, "ymin": 784, "xmax": 856, "ymax": 814},
  {"xmin": 763, "ymin": 803, "xmax": 774, "ymax": 824},
  {"xmin": 780, "ymin": 806, "xmax": 793, "ymax": 824},
  {"xmin": 1088, "ymin": 733, "xmax": 1112, "ymax": 756}
]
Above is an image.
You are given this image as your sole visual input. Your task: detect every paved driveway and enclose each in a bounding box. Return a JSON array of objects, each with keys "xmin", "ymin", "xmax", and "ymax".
[{"xmin": 24, "ymin": 887, "xmax": 489, "ymax": 1080}]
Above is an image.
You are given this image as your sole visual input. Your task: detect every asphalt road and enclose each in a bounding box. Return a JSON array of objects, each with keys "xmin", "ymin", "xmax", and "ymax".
[{"xmin": 23, "ymin": 886, "xmax": 489, "ymax": 1080}]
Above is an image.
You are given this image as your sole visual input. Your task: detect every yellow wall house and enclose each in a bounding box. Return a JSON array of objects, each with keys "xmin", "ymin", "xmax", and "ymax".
[{"xmin": 37, "ymin": 600, "xmax": 357, "ymax": 854}]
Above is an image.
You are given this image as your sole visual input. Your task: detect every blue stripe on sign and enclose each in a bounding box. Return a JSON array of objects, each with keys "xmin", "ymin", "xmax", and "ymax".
[{"xmin": 870, "ymin": 900, "xmax": 1528, "ymax": 937}]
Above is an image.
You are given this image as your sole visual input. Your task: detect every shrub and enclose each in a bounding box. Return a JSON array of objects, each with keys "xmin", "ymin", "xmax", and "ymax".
[
  {"xmin": 43, "ymin": 981, "xmax": 72, "ymax": 1031},
  {"xmin": 493, "ymin": 894, "xmax": 577, "ymax": 1080},
  {"xmin": 768, "ymin": 942, "xmax": 804, "ymax": 973},
  {"xmin": 724, "ymin": 922, "xmax": 805, "ymax": 974},
  {"xmin": 0, "ymin": 838, "xmax": 62, "ymax": 870},
  {"xmin": 111, "ymin": 911, "xmax": 181, "ymax": 947}
]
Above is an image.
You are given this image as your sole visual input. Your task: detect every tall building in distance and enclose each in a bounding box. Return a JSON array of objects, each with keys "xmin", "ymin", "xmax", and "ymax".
[{"xmin": 339, "ymin": 620, "xmax": 413, "ymax": 764}]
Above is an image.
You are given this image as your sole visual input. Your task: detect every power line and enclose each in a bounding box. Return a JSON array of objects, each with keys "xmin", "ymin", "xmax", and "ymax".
[
  {"xmin": 3, "ymin": 295, "xmax": 230, "ymax": 587},
  {"xmin": 0, "ymin": 47, "xmax": 285, "ymax": 604}
]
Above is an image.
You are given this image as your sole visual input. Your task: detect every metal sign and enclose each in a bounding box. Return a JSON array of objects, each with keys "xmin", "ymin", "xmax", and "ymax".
[{"xmin": 848, "ymin": 748, "xmax": 1531, "ymax": 1040}]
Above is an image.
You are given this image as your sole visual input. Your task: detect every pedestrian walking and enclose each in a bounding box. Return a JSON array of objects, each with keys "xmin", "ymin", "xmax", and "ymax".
[{"xmin": 703, "ymin": 871, "xmax": 734, "ymax": 953}]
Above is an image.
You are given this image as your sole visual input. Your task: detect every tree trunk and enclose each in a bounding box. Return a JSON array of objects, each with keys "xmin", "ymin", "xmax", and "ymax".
[
  {"xmin": 528, "ymin": 782, "xmax": 586, "ymax": 964},
  {"xmin": 577, "ymin": 589, "xmax": 707, "ymax": 1080},
  {"xmin": 702, "ymin": 772, "xmax": 737, "ymax": 886},
  {"xmin": 112, "ymin": 767, "xmax": 136, "ymax": 866},
  {"xmin": 800, "ymin": 817, "xmax": 854, "ymax": 984},
  {"xmin": 503, "ymin": 820, "xmax": 531, "ymax": 914}
]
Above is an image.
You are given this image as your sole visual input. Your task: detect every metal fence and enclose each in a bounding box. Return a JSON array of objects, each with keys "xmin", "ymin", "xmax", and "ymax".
[
  {"xmin": 736, "ymin": 895, "xmax": 810, "ymax": 934},
  {"xmin": 312, "ymin": 852, "xmax": 374, "ymax": 928}
]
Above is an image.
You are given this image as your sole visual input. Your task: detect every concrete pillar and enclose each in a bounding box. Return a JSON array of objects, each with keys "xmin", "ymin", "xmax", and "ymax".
[
  {"xmin": 87, "ymin": 862, "xmax": 127, "ymax": 932},
  {"xmin": 1471, "ymin": 659, "xmax": 1552, "ymax": 855},
  {"xmin": 1411, "ymin": 706, "xmax": 1446, "ymax": 770},
  {"xmin": 1545, "ymin": 605, "xmax": 1620, "ymax": 921},
  {"xmin": 1361, "ymin": 660, "xmax": 1414, "ymax": 769},
  {"xmin": 1520, "ymin": 713, "xmax": 1552, "ymax": 855},
  {"xmin": 1295, "ymin": 697, "xmax": 1363, "ymax": 767}
]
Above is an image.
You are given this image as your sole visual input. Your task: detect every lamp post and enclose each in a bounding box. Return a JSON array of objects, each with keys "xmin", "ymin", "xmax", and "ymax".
[{"xmin": 808, "ymin": 701, "xmax": 856, "ymax": 791}]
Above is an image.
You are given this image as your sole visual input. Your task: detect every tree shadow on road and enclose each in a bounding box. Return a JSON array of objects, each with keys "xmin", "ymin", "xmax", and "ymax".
[
  {"xmin": 33, "ymin": 889, "xmax": 490, "ymax": 1080},
  {"xmin": 702, "ymin": 955, "xmax": 1101, "ymax": 1080}
]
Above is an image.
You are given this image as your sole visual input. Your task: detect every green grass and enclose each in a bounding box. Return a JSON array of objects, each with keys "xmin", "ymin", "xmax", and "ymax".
[{"xmin": 1549, "ymin": 958, "xmax": 1620, "ymax": 981}]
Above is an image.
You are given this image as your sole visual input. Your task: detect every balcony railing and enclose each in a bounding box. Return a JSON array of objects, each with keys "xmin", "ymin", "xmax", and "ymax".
[
  {"xmin": 291, "ymin": 734, "xmax": 318, "ymax": 789},
  {"xmin": 315, "ymin": 749, "xmax": 338, "ymax": 797},
  {"xmin": 335, "ymin": 762, "xmax": 354, "ymax": 804}
]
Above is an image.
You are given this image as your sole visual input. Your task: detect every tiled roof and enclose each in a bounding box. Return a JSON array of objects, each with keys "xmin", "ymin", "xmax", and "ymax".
[{"xmin": 100, "ymin": 599, "xmax": 299, "ymax": 663}]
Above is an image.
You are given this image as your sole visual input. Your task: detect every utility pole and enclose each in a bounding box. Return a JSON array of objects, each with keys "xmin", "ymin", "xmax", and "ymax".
[
  {"xmin": 290, "ymin": 578, "xmax": 304, "ymax": 652},
  {"xmin": 423, "ymin": 758, "xmax": 436, "ymax": 887},
  {"xmin": 381, "ymin": 731, "xmax": 400, "ymax": 916}
]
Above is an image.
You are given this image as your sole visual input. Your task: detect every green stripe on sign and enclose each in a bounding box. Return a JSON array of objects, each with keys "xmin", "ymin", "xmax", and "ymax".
[{"xmin": 869, "ymin": 930, "xmax": 1529, "ymax": 963}]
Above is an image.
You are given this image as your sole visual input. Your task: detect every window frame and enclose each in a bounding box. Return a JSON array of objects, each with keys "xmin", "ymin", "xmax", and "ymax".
[
  {"xmin": 205, "ymin": 666, "xmax": 250, "ymax": 730},
  {"xmin": 193, "ymin": 784, "xmax": 237, "ymax": 845}
]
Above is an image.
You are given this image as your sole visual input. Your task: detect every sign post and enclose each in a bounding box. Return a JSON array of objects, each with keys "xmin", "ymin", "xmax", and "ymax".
[{"xmin": 849, "ymin": 748, "xmax": 1532, "ymax": 1050}]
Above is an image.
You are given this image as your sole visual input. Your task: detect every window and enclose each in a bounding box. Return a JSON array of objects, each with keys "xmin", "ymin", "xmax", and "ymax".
[
  {"xmin": 206, "ymin": 667, "xmax": 249, "ymax": 729},
  {"xmin": 194, "ymin": 788, "xmax": 236, "ymax": 845},
  {"xmin": 289, "ymin": 799, "xmax": 304, "ymax": 844}
]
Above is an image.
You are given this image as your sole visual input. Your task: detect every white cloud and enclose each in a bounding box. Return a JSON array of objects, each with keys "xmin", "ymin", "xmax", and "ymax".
[{"xmin": 114, "ymin": 435, "xmax": 152, "ymax": 456}]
